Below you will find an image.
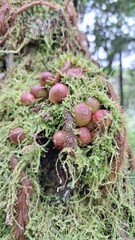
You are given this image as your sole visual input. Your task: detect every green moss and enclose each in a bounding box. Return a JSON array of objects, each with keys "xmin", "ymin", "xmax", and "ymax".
[{"xmin": 0, "ymin": 3, "xmax": 135, "ymax": 240}]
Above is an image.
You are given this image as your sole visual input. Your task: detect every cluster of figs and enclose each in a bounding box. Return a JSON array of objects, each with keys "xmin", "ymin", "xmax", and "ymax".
[
  {"xmin": 53, "ymin": 100, "xmax": 111, "ymax": 150},
  {"xmin": 8, "ymin": 69, "xmax": 111, "ymax": 149}
]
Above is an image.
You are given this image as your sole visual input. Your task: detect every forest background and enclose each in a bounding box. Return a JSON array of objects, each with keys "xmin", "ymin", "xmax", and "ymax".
[{"xmin": 75, "ymin": 0, "xmax": 135, "ymax": 153}]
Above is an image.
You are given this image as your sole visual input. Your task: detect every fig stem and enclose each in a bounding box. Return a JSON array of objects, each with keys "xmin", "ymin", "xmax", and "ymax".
[{"xmin": 63, "ymin": 109, "xmax": 77, "ymax": 150}]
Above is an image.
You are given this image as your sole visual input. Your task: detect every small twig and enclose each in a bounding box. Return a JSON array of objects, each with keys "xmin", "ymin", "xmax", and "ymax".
[
  {"xmin": 63, "ymin": 109, "xmax": 77, "ymax": 150},
  {"xmin": 10, "ymin": 157, "xmax": 33, "ymax": 240},
  {"xmin": 0, "ymin": 0, "xmax": 10, "ymax": 35},
  {"xmin": 0, "ymin": 26, "xmax": 14, "ymax": 46},
  {"xmin": 16, "ymin": 1, "xmax": 58, "ymax": 15},
  {"xmin": 0, "ymin": 39, "xmax": 29, "ymax": 54}
]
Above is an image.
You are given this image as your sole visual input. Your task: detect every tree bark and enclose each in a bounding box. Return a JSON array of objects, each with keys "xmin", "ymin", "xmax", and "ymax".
[{"xmin": 119, "ymin": 50, "xmax": 124, "ymax": 106}]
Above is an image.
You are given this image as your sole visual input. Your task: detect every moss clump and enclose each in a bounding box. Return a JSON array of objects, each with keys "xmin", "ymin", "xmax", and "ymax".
[
  {"xmin": 0, "ymin": 2, "xmax": 135, "ymax": 240},
  {"xmin": 0, "ymin": 50, "xmax": 135, "ymax": 239}
]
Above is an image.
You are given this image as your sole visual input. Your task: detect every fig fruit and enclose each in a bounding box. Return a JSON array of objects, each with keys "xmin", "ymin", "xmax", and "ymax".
[
  {"xmin": 77, "ymin": 127, "xmax": 91, "ymax": 145},
  {"xmin": 49, "ymin": 83, "xmax": 68, "ymax": 104},
  {"xmin": 85, "ymin": 118, "xmax": 96, "ymax": 131},
  {"xmin": 93, "ymin": 109, "xmax": 111, "ymax": 126},
  {"xmin": 85, "ymin": 97, "xmax": 100, "ymax": 114},
  {"xmin": 20, "ymin": 92, "xmax": 35, "ymax": 105},
  {"xmin": 30, "ymin": 84, "xmax": 48, "ymax": 99},
  {"xmin": 40, "ymin": 72, "xmax": 54, "ymax": 86},
  {"xmin": 53, "ymin": 130, "xmax": 66, "ymax": 150},
  {"xmin": 9, "ymin": 127, "xmax": 25, "ymax": 143},
  {"xmin": 74, "ymin": 103, "xmax": 91, "ymax": 127}
]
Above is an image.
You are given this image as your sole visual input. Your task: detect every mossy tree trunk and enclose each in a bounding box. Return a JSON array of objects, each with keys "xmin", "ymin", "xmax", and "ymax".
[{"xmin": 0, "ymin": 1, "xmax": 135, "ymax": 240}]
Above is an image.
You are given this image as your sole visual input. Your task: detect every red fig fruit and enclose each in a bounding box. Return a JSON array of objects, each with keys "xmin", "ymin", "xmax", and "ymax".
[
  {"xmin": 77, "ymin": 127, "xmax": 91, "ymax": 145},
  {"xmin": 85, "ymin": 118, "xmax": 96, "ymax": 131},
  {"xmin": 20, "ymin": 92, "xmax": 35, "ymax": 105},
  {"xmin": 40, "ymin": 72, "xmax": 54, "ymax": 86},
  {"xmin": 30, "ymin": 84, "xmax": 48, "ymax": 99},
  {"xmin": 85, "ymin": 97, "xmax": 100, "ymax": 114},
  {"xmin": 9, "ymin": 127, "xmax": 25, "ymax": 143},
  {"xmin": 93, "ymin": 110, "xmax": 111, "ymax": 126},
  {"xmin": 49, "ymin": 83, "xmax": 68, "ymax": 104},
  {"xmin": 53, "ymin": 130, "xmax": 66, "ymax": 150},
  {"xmin": 74, "ymin": 103, "xmax": 91, "ymax": 127}
]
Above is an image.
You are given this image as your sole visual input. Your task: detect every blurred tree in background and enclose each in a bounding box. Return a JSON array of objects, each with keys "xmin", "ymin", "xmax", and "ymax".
[
  {"xmin": 78, "ymin": 0, "xmax": 135, "ymax": 107},
  {"xmin": 75, "ymin": 0, "xmax": 135, "ymax": 152}
]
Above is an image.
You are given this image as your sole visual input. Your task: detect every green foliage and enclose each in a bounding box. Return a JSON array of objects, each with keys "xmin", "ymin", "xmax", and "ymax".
[{"xmin": 81, "ymin": 0, "xmax": 135, "ymax": 73}]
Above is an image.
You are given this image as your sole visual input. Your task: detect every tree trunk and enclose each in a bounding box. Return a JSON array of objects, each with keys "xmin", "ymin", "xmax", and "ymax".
[
  {"xmin": 0, "ymin": 2, "xmax": 135, "ymax": 240},
  {"xmin": 119, "ymin": 50, "xmax": 124, "ymax": 106}
]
